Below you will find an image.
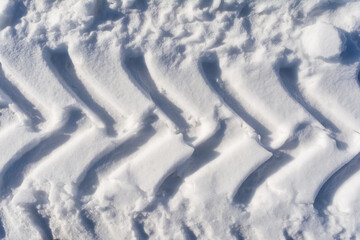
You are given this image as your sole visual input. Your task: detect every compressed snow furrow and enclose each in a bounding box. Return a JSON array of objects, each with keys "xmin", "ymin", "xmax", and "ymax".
[
  {"xmin": 0, "ymin": 65, "xmax": 44, "ymax": 130},
  {"xmin": 140, "ymin": 118, "xmax": 261, "ymax": 239},
  {"xmin": 135, "ymin": 120, "xmax": 230, "ymax": 240},
  {"xmin": 108, "ymin": 127, "xmax": 193, "ymax": 198},
  {"xmin": 219, "ymin": 59, "xmax": 313, "ymax": 149},
  {"xmin": 124, "ymin": 54, "xmax": 190, "ymax": 138},
  {"xmin": 11, "ymin": 127, "xmax": 115, "ymax": 240},
  {"xmin": 278, "ymin": 64, "xmax": 339, "ymax": 133},
  {"xmin": 0, "ymin": 109, "xmax": 83, "ymax": 199},
  {"xmin": 83, "ymin": 123, "xmax": 193, "ymax": 239},
  {"xmin": 19, "ymin": 123, "xmax": 158, "ymax": 239},
  {"xmin": 1, "ymin": 111, "xmax": 118, "ymax": 240},
  {"xmin": 30, "ymin": 128, "xmax": 117, "ymax": 186},
  {"xmin": 200, "ymin": 57, "xmax": 272, "ymax": 147},
  {"xmin": 0, "ymin": 125, "xmax": 39, "ymax": 176},
  {"xmin": 68, "ymin": 39, "xmax": 154, "ymax": 127},
  {"xmin": 0, "ymin": 37, "xmax": 77, "ymax": 124},
  {"xmin": 67, "ymin": 117, "xmax": 160, "ymax": 239},
  {"xmin": 325, "ymin": 157, "xmax": 360, "ymax": 239},
  {"xmin": 142, "ymin": 119, "xmax": 269, "ymax": 239},
  {"xmin": 77, "ymin": 117, "xmax": 158, "ymax": 198},
  {"xmin": 144, "ymin": 52, "xmax": 225, "ymax": 144},
  {"xmin": 234, "ymin": 124, "xmax": 337, "ymax": 207},
  {"xmin": 47, "ymin": 48, "xmax": 117, "ymax": 136},
  {"xmin": 234, "ymin": 151, "xmax": 293, "ymax": 206},
  {"xmin": 244, "ymin": 127, "xmax": 359, "ymax": 239},
  {"xmin": 314, "ymin": 152, "xmax": 360, "ymax": 214},
  {"xmin": 156, "ymin": 120, "xmax": 227, "ymax": 202},
  {"xmin": 298, "ymin": 63, "xmax": 360, "ymax": 133},
  {"xmin": 178, "ymin": 131, "xmax": 271, "ymax": 202},
  {"xmin": 280, "ymin": 146, "xmax": 357, "ymax": 204}
]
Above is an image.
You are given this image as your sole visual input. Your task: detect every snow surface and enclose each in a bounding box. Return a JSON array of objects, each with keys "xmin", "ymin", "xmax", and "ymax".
[
  {"xmin": 301, "ymin": 22, "xmax": 345, "ymax": 60},
  {"xmin": 0, "ymin": 0, "xmax": 360, "ymax": 239}
]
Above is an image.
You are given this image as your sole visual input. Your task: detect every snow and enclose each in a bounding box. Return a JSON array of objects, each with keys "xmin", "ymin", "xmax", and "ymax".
[
  {"xmin": 0, "ymin": 0, "xmax": 360, "ymax": 239},
  {"xmin": 0, "ymin": 0, "xmax": 14, "ymax": 30},
  {"xmin": 301, "ymin": 22, "xmax": 345, "ymax": 60}
]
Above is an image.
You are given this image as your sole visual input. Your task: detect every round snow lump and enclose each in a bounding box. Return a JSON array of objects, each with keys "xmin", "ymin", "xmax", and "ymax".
[{"xmin": 301, "ymin": 22, "xmax": 345, "ymax": 60}]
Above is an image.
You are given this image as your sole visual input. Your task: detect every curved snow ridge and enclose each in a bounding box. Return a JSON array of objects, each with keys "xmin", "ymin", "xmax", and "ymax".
[{"xmin": 0, "ymin": 0, "xmax": 360, "ymax": 239}]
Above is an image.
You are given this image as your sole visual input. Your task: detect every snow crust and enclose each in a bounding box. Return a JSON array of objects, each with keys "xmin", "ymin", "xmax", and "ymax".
[{"xmin": 0, "ymin": 0, "xmax": 360, "ymax": 239}]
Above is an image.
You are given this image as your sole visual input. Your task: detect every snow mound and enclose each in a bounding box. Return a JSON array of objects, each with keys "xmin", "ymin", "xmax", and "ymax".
[{"xmin": 301, "ymin": 22, "xmax": 346, "ymax": 60}]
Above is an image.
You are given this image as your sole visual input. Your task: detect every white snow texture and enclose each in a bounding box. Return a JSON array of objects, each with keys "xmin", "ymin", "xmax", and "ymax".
[{"xmin": 0, "ymin": 0, "xmax": 360, "ymax": 239}]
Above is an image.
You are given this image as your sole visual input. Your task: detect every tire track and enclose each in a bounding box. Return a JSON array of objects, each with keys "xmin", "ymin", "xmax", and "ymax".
[
  {"xmin": 233, "ymin": 123, "xmax": 305, "ymax": 205},
  {"xmin": 79, "ymin": 118, "xmax": 193, "ymax": 239},
  {"xmin": 75, "ymin": 122, "xmax": 157, "ymax": 238},
  {"xmin": 15, "ymin": 115, "xmax": 159, "ymax": 239},
  {"xmin": 176, "ymin": 125, "xmax": 271, "ymax": 204},
  {"xmin": 142, "ymin": 119, "xmax": 269, "ymax": 239},
  {"xmin": 234, "ymin": 151, "xmax": 293, "ymax": 206},
  {"xmin": 143, "ymin": 52, "xmax": 224, "ymax": 144},
  {"xmin": 47, "ymin": 48, "xmax": 117, "ymax": 136},
  {"xmin": 0, "ymin": 126, "xmax": 39, "ymax": 175},
  {"xmin": 4, "ymin": 113, "xmax": 103, "ymax": 239},
  {"xmin": 124, "ymin": 54, "xmax": 189, "ymax": 137},
  {"xmin": 1, "ymin": 2, "xmax": 359, "ymax": 238},
  {"xmin": 314, "ymin": 152, "xmax": 360, "ymax": 216},
  {"xmin": 242, "ymin": 128, "xmax": 357, "ymax": 239},
  {"xmin": 13, "ymin": 124, "xmax": 117, "ymax": 240},
  {"xmin": 296, "ymin": 61, "xmax": 360, "ymax": 135},
  {"xmin": 0, "ymin": 63, "xmax": 44, "ymax": 130},
  {"xmin": 138, "ymin": 120, "xmax": 231, "ymax": 240},
  {"xmin": 67, "ymin": 40, "xmax": 154, "ymax": 122},
  {"xmin": 200, "ymin": 54, "xmax": 272, "ymax": 147},
  {"xmin": 0, "ymin": 109, "xmax": 83, "ymax": 198},
  {"xmin": 77, "ymin": 115, "xmax": 157, "ymax": 197},
  {"xmin": 0, "ymin": 39, "xmax": 78, "ymax": 122},
  {"xmin": 67, "ymin": 115, "xmax": 158, "ymax": 237},
  {"xmin": 319, "ymin": 150, "xmax": 360, "ymax": 238},
  {"xmin": 277, "ymin": 61, "xmax": 339, "ymax": 133},
  {"xmin": 155, "ymin": 120, "xmax": 226, "ymax": 203},
  {"xmin": 200, "ymin": 56, "xmax": 317, "ymax": 207}
]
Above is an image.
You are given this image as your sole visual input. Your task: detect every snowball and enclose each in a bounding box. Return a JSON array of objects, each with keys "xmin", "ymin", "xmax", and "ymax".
[{"xmin": 301, "ymin": 22, "xmax": 345, "ymax": 60}]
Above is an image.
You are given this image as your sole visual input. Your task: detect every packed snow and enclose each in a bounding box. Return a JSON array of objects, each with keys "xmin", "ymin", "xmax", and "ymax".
[{"xmin": 0, "ymin": 0, "xmax": 360, "ymax": 239}]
